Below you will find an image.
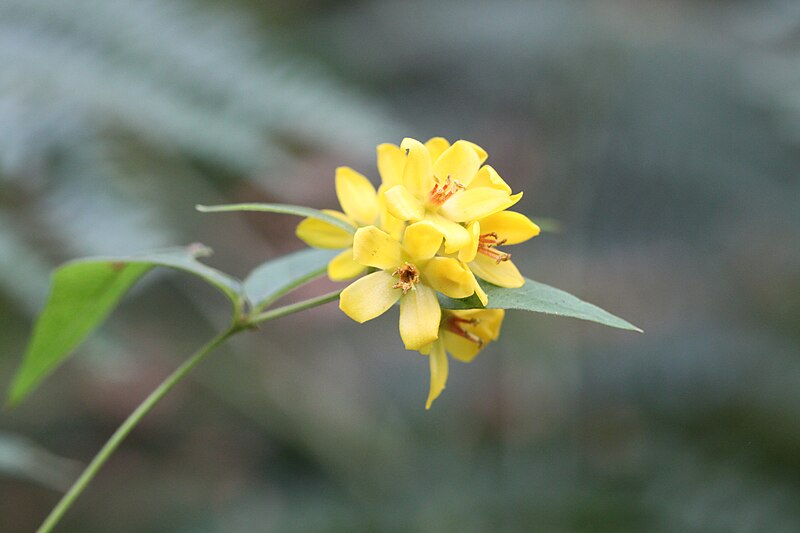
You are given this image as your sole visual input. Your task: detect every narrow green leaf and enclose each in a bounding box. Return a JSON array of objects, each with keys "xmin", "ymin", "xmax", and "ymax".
[
  {"xmin": 196, "ymin": 203, "xmax": 356, "ymax": 233},
  {"xmin": 7, "ymin": 245, "xmax": 243, "ymax": 406},
  {"xmin": 244, "ymin": 248, "xmax": 339, "ymax": 311},
  {"xmin": 439, "ymin": 277, "xmax": 642, "ymax": 332}
]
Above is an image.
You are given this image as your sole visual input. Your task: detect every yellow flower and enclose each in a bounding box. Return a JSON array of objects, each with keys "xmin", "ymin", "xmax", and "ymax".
[
  {"xmin": 295, "ymin": 166, "xmax": 384, "ymax": 281},
  {"xmin": 422, "ymin": 309, "xmax": 505, "ymax": 409},
  {"xmin": 379, "ymin": 137, "xmax": 523, "ymax": 254},
  {"xmin": 339, "ymin": 223, "xmax": 477, "ymax": 350},
  {"xmin": 459, "ymin": 211, "xmax": 541, "ymax": 288}
]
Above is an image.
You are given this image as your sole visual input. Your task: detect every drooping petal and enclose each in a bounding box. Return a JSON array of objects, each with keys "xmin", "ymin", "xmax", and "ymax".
[
  {"xmin": 424, "ymin": 213, "xmax": 472, "ymax": 253},
  {"xmin": 399, "ymin": 284, "xmax": 441, "ymax": 350},
  {"xmin": 339, "ymin": 271, "xmax": 401, "ymax": 323},
  {"xmin": 403, "ymin": 221, "xmax": 443, "ymax": 261},
  {"xmin": 383, "ymin": 185, "xmax": 425, "ymax": 221},
  {"xmin": 439, "ymin": 187, "xmax": 519, "ymax": 222},
  {"xmin": 465, "ymin": 265, "xmax": 488, "ymax": 306},
  {"xmin": 479, "ymin": 211, "xmax": 540, "ymax": 245},
  {"xmin": 400, "ymin": 137, "xmax": 434, "ymax": 199},
  {"xmin": 335, "ymin": 166, "xmax": 379, "ymax": 226},
  {"xmin": 458, "ymin": 221, "xmax": 480, "ymax": 263},
  {"xmin": 441, "ymin": 331, "xmax": 482, "ymax": 363},
  {"xmin": 424, "ymin": 137, "xmax": 450, "ymax": 162},
  {"xmin": 425, "ymin": 340, "xmax": 449, "ymax": 409},
  {"xmin": 376, "ymin": 143, "xmax": 406, "ymax": 188},
  {"xmin": 469, "ymin": 254, "xmax": 525, "ymax": 288},
  {"xmin": 352, "ymin": 226, "xmax": 403, "ymax": 270},
  {"xmin": 327, "ymin": 248, "xmax": 367, "ymax": 281},
  {"xmin": 424, "ymin": 257, "xmax": 475, "ymax": 299},
  {"xmin": 468, "ymin": 165, "xmax": 512, "ymax": 194},
  {"xmin": 295, "ymin": 210, "xmax": 355, "ymax": 249},
  {"xmin": 433, "ymin": 140, "xmax": 481, "ymax": 186}
]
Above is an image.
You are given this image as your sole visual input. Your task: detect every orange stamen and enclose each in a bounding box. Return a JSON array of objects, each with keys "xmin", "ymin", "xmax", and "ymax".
[
  {"xmin": 427, "ymin": 175, "xmax": 465, "ymax": 206},
  {"xmin": 477, "ymin": 232, "xmax": 511, "ymax": 264}
]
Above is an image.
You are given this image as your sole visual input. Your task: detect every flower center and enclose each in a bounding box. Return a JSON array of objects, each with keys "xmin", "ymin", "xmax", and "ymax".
[
  {"xmin": 391, "ymin": 262, "xmax": 420, "ymax": 294},
  {"xmin": 477, "ymin": 232, "xmax": 511, "ymax": 264},
  {"xmin": 446, "ymin": 315, "xmax": 483, "ymax": 346},
  {"xmin": 427, "ymin": 175, "xmax": 465, "ymax": 206}
]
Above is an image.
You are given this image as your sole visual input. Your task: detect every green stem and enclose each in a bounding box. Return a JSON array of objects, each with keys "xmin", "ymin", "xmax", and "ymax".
[
  {"xmin": 249, "ymin": 290, "xmax": 341, "ymax": 325},
  {"xmin": 38, "ymin": 292, "xmax": 339, "ymax": 533}
]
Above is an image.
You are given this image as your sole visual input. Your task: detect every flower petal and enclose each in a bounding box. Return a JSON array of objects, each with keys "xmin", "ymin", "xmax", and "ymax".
[
  {"xmin": 439, "ymin": 187, "xmax": 519, "ymax": 222},
  {"xmin": 462, "ymin": 140, "xmax": 488, "ymax": 165},
  {"xmin": 339, "ymin": 271, "xmax": 401, "ymax": 323},
  {"xmin": 403, "ymin": 221, "xmax": 443, "ymax": 261},
  {"xmin": 400, "ymin": 137, "xmax": 434, "ymax": 199},
  {"xmin": 469, "ymin": 254, "xmax": 525, "ymax": 288},
  {"xmin": 352, "ymin": 226, "xmax": 402, "ymax": 270},
  {"xmin": 376, "ymin": 143, "xmax": 405, "ymax": 188},
  {"xmin": 433, "ymin": 140, "xmax": 481, "ymax": 186},
  {"xmin": 327, "ymin": 248, "xmax": 367, "ymax": 281},
  {"xmin": 383, "ymin": 185, "xmax": 425, "ymax": 221},
  {"xmin": 479, "ymin": 211, "xmax": 540, "ymax": 245},
  {"xmin": 399, "ymin": 284, "xmax": 441, "ymax": 350},
  {"xmin": 442, "ymin": 331, "xmax": 482, "ymax": 363},
  {"xmin": 468, "ymin": 165, "xmax": 512, "ymax": 194},
  {"xmin": 424, "ymin": 257, "xmax": 475, "ymax": 299},
  {"xmin": 424, "ymin": 213, "xmax": 471, "ymax": 253},
  {"xmin": 425, "ymin": 340, "xmax": 449, "ymax": 409},
  {"xmin": 458, "ymin": 221, "xmax": 480, "ymax": 263},
  {"xmin": 335, "ymin": 166, "xmax": 379, "ymax": 226},
  {"xmin": 465, "ymin": 265, "xmax": 488, "ymax": 306},
  {"xmin": 295, "ymin": 210, "xmax": 355, "ymax": 249},
  {"xmin": 424, "ymin": 137, "xmax": 450, "ymax": 162},
  {"xmin": 471, "ymin": 309, "xmax": 505, "ymax": 341}
]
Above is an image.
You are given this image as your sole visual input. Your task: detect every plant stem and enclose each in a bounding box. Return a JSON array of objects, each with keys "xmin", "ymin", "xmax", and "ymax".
[
  {"xmin": 38, "ymin": 292, "xmax": 339, "ymax": 533},
  {"xmin": 249, "ymin": 290, "xmax": 341, "ymax": 325}
]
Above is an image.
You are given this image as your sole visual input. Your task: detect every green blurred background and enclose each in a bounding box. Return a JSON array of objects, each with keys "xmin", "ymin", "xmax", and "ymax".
[{"xmin": 1, "ymin": 1, "xmax": 799, "ymax": 531}]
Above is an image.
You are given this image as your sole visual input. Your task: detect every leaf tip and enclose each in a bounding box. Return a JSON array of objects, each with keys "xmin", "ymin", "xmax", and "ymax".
[{"xmin": 195, "ymin": 204, "xmax": 210, "ymax": 212}]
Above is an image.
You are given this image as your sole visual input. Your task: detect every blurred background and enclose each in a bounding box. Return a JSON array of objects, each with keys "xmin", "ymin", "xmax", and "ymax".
[{"xmin": 1, "ymin": 0, "xmax": 799, "ymax": 531}]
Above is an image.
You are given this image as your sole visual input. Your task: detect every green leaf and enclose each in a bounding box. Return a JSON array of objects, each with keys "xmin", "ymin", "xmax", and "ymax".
[
  {"xmin": 196, "ymin": 203, "xmax": 356, "ymax": 233},
  {"xmin": 244, "ymin": 248, "xmax": 339, "ymax": 311},
  {"xmin": 439, "ymin": 277, "xmax": 642, "ymax": 332},
  {"xmin": 7, "ymin": 245, "xmax": 243, "ymax": 406}
]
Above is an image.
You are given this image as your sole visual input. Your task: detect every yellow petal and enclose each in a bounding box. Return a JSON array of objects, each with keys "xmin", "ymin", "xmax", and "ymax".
[
  {"xmin": 479, "ymin": 211, "xmax": 540, "ymax": 245},
  {"xmin": 335, "ymin": 166, "xmax": 379, "ymax": 226},
  {"xmin": 465, "ymin": 266, "xmax": 488, "ymax": 306},
  {"xmin": 424, "ymin": 257, "xmax": 475, "ymax": 299},
  {"xmin": 352, "ymin": 226, "xmax": 402, "ymax": 270},
  {"xmin": 403, "ymin": 221, "xmax": 443, "ymax": 261},
  {"xmin": 424, "ymin": 137, "xmax": 451, "ymax": 162},
  {"xmin": 471, "ymin": 309, "xmax": 505, "ymax": 341},
  {"xmin": 441, "ymin": 331, "xmax": 482, "ymax": 363},
  {"xmin": 458, "ymin": 221, "xmax": 480, "ymax": 263},
  {"xmin": 425, "ymin": 340, "xmax": 449, "ymax": 409},
  {"xmin": 469, "ymin": 165, "xmax": 512, "ymax": 194},
  {"xmin": 462, "ymin": 140, "xmax": 488, "ymax": 165},
  {"xmin": 439, "ymin": 187, "xmax": 519, "ymax": 223},
  {"xmin": 400, "ymin": 137, "xmax": 434, "ymax": 199},
  {"xmin": 424, "ymin": 213, "xmax": 471, "ymax": 253},
  {"xmin": 327, "ymin": 248, "xmax": 367, "ymax": 281},
  {"xmin": 433, "ymin": 140, "xmax": 481, "ymax": 186},
  {"xmin": 376, "ymin": 143, "xmax": 405, "ymax": 188},
  {"xmin": 339, "ymin": 271, "xmax": 401, "ymax": 323},
  {"xmin": 469, "ymin": 254, "xmax": 525, "ymax": 288},
  {"xmin": 383, "ymin": 185, "xmax": 425, "ymax": 221},
  {"xmin": 295, "ymin": 210, "xmax": 355, "ymax": 249},
  {"xmin": 399, "ymin": 284, "xmax": 441, "ymax": 350}
]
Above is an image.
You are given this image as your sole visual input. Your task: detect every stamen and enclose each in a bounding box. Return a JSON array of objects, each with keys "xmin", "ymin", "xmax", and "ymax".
[
  {"xmin": 391, "ymin": 262, "xmax": 420, "ymax": 295},
  {"xmin": 446, "ymin": 316, "xmax": 483, "ymax": 346},
  {"xmin": 427, "ymin": 175, "xmax": 465, "ymax": 206},
  {"xmin": 477, "ymin": 232, "xmax": 512, "ymax": 263}
]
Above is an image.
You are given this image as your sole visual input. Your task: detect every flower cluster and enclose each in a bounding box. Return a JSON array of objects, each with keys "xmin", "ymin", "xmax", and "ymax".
[{"xmin": 296, "ymin": 138, "xmax": 539, "ymax": 408}]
